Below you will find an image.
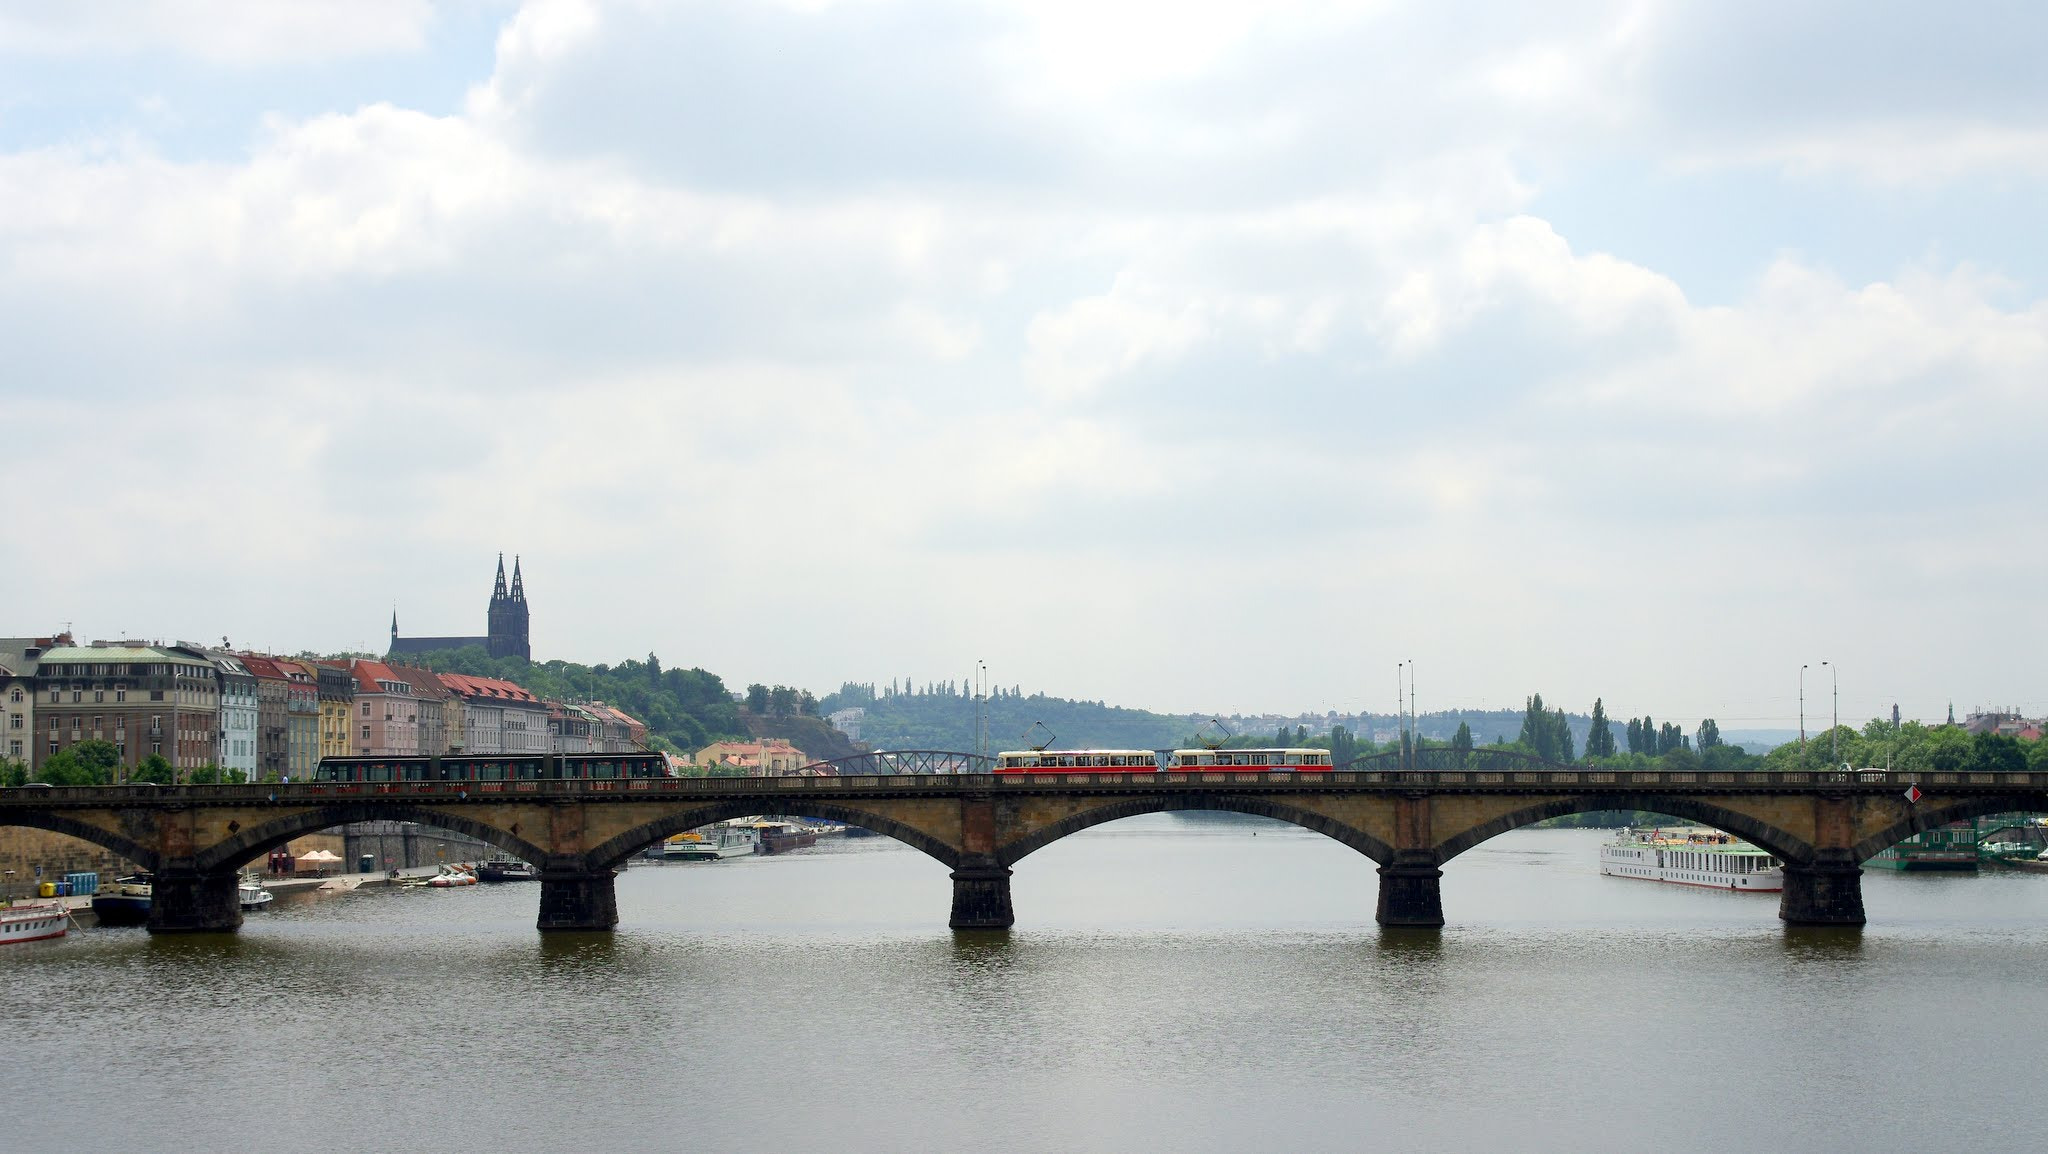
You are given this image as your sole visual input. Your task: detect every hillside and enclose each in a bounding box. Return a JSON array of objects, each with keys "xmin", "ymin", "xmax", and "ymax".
[
  {"xmin": 740, "ymin": 711, "xmax": 862, "ymax": 761},
  {"xmin": 384, "ymin": 646, "xmax": 744, "ymax": 753}
]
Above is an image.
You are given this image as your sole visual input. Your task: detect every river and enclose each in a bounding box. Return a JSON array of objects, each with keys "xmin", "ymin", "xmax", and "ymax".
[{"xmin": 5, "ymin": 817, "xmax": 2046, "ymax": 1153}]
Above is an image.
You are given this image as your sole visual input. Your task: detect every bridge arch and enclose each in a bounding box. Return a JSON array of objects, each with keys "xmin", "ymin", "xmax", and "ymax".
[
  {"xmin": 1851, "ymin": 794, "xmax": 2043, "ymax": 864},
  {"xmin": 995, "ymin": 795, "xmax": 1395, "ymax": 867},
  {"xmin": 0, "ymin": 809, "xmax": 160, "ymax": 873},
  {"xmin": 192, "ymin": 804, "xmax": 551, "ymax": 874},
  {"xmin": 1430, "ymin": 794, "xmax": 1815, "ymax": 866},
  {"xmin": 583, "ymin": 800, "xmax": 964, "ymax": 873}
]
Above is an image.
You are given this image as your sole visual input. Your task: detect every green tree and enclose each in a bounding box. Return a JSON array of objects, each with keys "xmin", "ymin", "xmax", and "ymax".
[
  {"xmin": 187, "ymin": 764, "xmax": 247, "ymax": 785},
  {"xmin": 40, "ymin": 739, "xmax": 121, "ymax": 786},
  {"xmin": 1965, "ymin": 733, "xmax": 2026, "ymax": 776},
  {"xmin": 1585, "ymin": 699, "xmax": 1615, "ymax": 760},
  {"xmin": 745, "ymin": 683, "xmax": 770, "ymax": 713},
  {"xmin": 1328, "ymin": 725, "xmax": 1359, "ymax": 768},
  {"xmin": 1452, "ymin": 721, "xmax": 1474, "ymax": 755},
  {"xmin": 132, "ymin": 754, "xmax": 176, "ymax": 785},
  {"xmin": 1516, "ymin": 695, "xmax": 1576, "ymax": 762},
  {"xmin": 0, "ymin": 759, "xmax": 26, "ymax": 787},
  {"xmin": 1656, "ymin": 722, "xmax": 1687, "ymax": 756},
  {"xmin": 1697, "ymin": 718, "xmax": 1722, "ymax": 751},
  {"xmin": 768, "ymin": 685, "xmax": 798, "ymax": 717},
  {"xmin": 1626, "ymin": 717, "xmax": 1644, "ymax": 755}
]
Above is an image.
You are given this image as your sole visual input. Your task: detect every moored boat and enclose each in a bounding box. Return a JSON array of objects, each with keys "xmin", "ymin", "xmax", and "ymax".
[
  {"xmin": 91, "ymin": 874, "xmax": 153, "ymax": 925},
  {"xmin": 477, "ymin": 859, "xmax": 540, "ymax": 882},
  {"xmin": 751, "ymin": 820, "xmax": 819, "ymax": 855},
  {"xmin": 427, "ymin": 866, "xmax": 478, "ymax": 888},
  {"xmin": 1600, "ymin": 828, "xmax": 1783, "ymax": 892},
  {"xmin": 0, "ymin": 902, "xmax": 69, "ymax": 944},
  {"xmin": 1867, "ymin": 821, "xmax": 1978, "ymax": 871},
  {"xmin": 238, "ymin": 877, "xmax": 274, "ymax": 910},
  {"xmin": 664, "ymin": 824, "xmax": 760, "ymax": 861}
]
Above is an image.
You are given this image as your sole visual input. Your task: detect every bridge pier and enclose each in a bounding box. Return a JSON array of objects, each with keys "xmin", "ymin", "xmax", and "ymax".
[
  {"xmin": 1779, "ymin": 855, "xmax": 1865, "ymax": 926},
  {"xmin": 538, "ymin": 868, "xmax": 618, "ymax": 932},
  {"xmin": 1375, "ymin": 853, "xmax": 1444, "ymax": 928},
  {"xmin": 949, "ymin": 862, "xmax": 1014, "ymax": 930},
  {"xmin": 149, "ymin": 869, "xmax": 243, "ymax": 934}
]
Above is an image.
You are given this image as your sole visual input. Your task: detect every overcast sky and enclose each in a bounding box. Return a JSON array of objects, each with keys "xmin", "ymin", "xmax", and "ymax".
[{"xmin": 4, "ymin": 0, "xmax": 2044, "ymax": 728}]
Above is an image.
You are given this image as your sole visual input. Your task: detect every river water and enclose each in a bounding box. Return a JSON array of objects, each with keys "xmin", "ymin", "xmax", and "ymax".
[{"xmin": 6, "ymin": 817, "xmax": 2047, "ymax": 1153}]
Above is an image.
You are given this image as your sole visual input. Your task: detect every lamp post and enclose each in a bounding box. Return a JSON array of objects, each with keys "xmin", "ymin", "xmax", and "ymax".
[
  {"xmin": 1396, "ymin": 661, "xmax": 1413, "ymax": 772},
  {"xmin": 1823, "ymin": 660, "xmax": 1838, "ymax": 767}
]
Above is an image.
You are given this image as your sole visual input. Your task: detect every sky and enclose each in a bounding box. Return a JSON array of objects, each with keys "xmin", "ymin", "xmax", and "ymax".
[{"xmin": 3, "ymin": 0, "xmax": 2044, "ymax": 729}]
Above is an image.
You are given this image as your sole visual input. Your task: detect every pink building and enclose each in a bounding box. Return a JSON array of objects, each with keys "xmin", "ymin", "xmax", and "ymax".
[{"xmin": 348, "ymin": 658, "xmax": 419, "ymax": 756}]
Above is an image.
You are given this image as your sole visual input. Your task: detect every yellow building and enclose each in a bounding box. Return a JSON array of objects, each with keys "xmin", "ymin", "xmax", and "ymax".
[
  {"xmin": 314, "ymin": 661, "xmax": 354, "ymax": 759},
  {"xmin": 692, "ymin": 739, "xmax": 809, "ymax": 776}
]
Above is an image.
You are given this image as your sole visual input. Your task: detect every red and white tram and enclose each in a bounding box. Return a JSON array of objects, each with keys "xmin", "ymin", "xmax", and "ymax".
[{"xmin": 993, "ymin": 748, "xmax": 1334, "ymax": 772}]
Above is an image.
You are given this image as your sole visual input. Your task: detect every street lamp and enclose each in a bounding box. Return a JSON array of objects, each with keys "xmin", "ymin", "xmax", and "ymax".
[{"xmin": 1823, "ymin": 660, "xmax": 1838, "ymax": 767}]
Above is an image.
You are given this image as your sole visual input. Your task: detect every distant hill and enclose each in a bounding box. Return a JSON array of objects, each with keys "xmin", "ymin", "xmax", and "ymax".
[
  {"xmin": 820, "ymin": 684, "xmax": 1195, "ymax": 752},
  {"xmin": 819, "ymin": 684, "xmax": 1624, "ymax": 755}
]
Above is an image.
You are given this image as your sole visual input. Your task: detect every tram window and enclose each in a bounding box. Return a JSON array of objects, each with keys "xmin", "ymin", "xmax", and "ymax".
[
  {"xmin": 1109, "ymin": 756, "xmax": 1125, "ymax": 767},
  {"xmin": 1199, "ymin": 754, "xmax": 1215, "ymax": 766}
]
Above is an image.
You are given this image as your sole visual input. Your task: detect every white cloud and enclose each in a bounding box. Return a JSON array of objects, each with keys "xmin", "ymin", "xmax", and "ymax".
[
  {"xmin": 4, "ymin": 0, "xmax": 2048, "ymax": 720},
  {"xmin": 0, "ymin": 0, "xmax": 441, "ymax": 65}
]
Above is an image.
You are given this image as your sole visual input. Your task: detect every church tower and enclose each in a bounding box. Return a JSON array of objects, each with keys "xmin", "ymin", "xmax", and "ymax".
[{"xmin": 486, "ymin": 553, "xmax": 531, "ymax": 661}]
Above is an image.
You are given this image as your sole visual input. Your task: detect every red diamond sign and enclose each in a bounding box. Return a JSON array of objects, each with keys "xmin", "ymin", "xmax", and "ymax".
[{"xmin": 1904, "ymin": 784, "xmax": 1923, "ymax": 804}]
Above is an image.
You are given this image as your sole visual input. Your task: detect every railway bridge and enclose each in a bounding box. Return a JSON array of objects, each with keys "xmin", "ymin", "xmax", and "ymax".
[{"xmin": 2, "ymin": 749, "xmax": 2041, "ymax": 934}]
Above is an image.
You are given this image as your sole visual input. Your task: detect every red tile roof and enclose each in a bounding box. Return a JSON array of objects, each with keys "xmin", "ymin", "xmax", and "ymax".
[
  {"xmin": 437, "ymin": 673, "xmax": 539, "ymax": 704},
  {"xmin": 349, "ymin": 658, "xmax": 406, "ymax": 689},
  {"xmin": 238, "ymin": 654, "xmax": 287, "ymax": 681}
]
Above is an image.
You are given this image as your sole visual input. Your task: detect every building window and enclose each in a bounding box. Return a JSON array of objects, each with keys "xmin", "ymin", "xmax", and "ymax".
[
  {"xmin": 115, "ymin": 688, "xmax": 126, "ymax": 702},
  {"xmin": 50, "ymin": 741, "xmax": 59, "ymax": 756},
  {"xmin": 8, "ymin": 688, "xmax": 19, "ymax": 703},
  {"xmin": 8, "ymin": 714, "xmax": 18, "ymax": 729},
  {"xmin": 7, "ymin": 740, "xmax": 18, "ymax": 758}
]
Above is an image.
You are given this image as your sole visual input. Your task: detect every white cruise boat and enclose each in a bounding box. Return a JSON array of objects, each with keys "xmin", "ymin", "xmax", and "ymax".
[
  {"xmin": 1600, "ymin": 827, "xmax": 1784, "ymax": 892},
  {"xmin": 0, "ymin": 902, "xmax": 69, "ymax": 944}
]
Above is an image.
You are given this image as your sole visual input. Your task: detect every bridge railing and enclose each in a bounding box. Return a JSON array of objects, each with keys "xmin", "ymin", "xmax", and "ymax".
[{"xmin": 1, "ymin": 767, "xmax": 2041, "ymax": 807}]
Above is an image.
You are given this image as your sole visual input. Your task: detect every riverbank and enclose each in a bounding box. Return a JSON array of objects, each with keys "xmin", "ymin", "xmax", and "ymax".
[{"xmin": 7, "ymin": 865, "xmax": 460, "ymax": 920}]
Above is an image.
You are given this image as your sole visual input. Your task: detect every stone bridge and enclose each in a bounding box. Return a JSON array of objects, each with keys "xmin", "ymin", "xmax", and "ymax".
[{"xmin": 3, "ymin": 757, "xmax": 2042, "ymax": 933}]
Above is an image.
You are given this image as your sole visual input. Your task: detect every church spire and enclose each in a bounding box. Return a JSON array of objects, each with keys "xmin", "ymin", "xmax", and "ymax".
[
  {"xmin": 493, "ymin": 553, "xmax": 508, "ymax": 601},
  {"xmin": 511, "ymin": 556, "xmax": 525, "ymax": 602},
  {"xmin": 391, "ymin": 606, "xmax": 398, "ymax": 644}
]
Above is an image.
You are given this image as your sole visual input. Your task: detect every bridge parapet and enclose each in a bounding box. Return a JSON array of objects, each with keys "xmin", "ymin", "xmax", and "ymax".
[{"xmin": 3, "ymin": 767, "xmax": 2039, "ymax": 807}]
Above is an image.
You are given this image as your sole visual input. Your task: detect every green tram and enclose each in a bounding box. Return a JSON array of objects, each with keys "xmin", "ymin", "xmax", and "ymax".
[{"xmin": 313, "ymin": 752, "xmax": 669, "ymax": 783}]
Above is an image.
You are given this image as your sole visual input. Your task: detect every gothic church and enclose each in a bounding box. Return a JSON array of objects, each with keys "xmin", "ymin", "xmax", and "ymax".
[{"xmin": 388, "ymin": 554, "xmax": 532, "ymax": 661}]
